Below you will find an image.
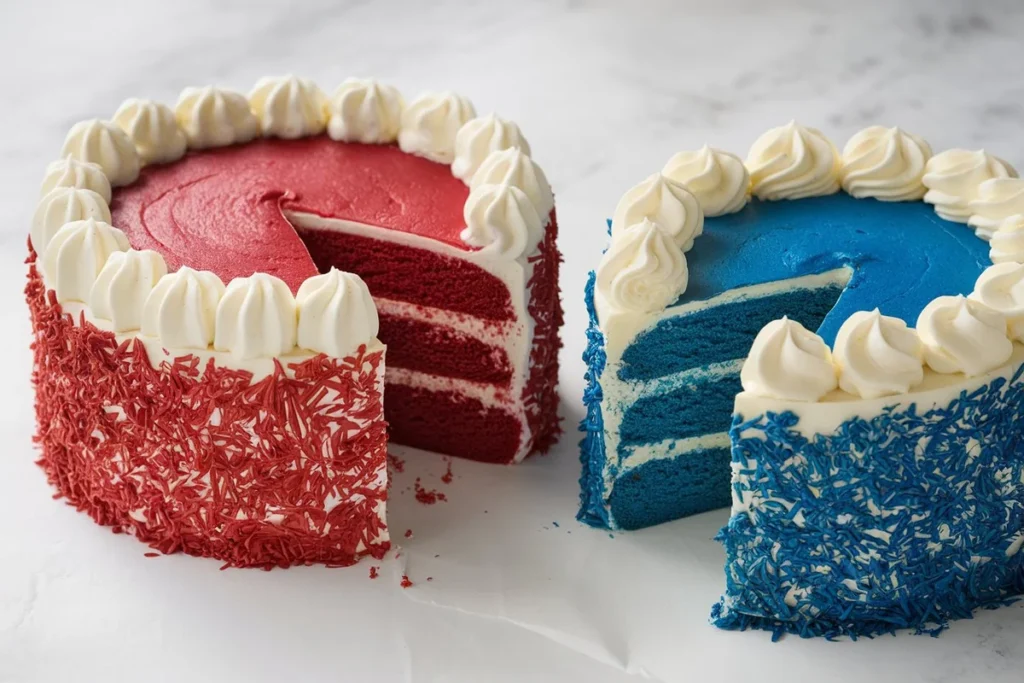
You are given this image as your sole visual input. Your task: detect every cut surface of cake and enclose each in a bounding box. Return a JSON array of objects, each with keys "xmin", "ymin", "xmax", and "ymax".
[
  {"xmin": 580, "ymin": 123, "xmax": 1024, "ymax": 635},
  {"xmin": 27, "ymin": 76, "xmax": 561, "ymax": 568}
]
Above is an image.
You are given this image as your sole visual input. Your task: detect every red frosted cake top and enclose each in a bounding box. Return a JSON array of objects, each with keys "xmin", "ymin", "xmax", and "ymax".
[{"xmin": 110, "ymin": 136, "xmax": 472, "ymax": 291}]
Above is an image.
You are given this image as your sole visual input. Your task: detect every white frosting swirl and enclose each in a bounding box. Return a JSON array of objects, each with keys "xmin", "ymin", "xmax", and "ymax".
[
  {"xmin": 916, "ymin": 295, "xmax": 1012, "ymax": 376},
  {"xmin": 326, "ymin": 78, "xmax": 403, "ymax": 144},
  {"xmin": 661, "ymin": 145, "xmax": 749, "ymax": 216},
  {"xmin": 970, "ymin": 262, "xmax": 1024, "ymax": 342},
  {"xmin": 296, "ymin": 268, "xmax": 380, "ymax": 357},
  {"xmin": 922, "ymin": 149, "xmax": 1018, "ymax": 223},
  {"xmin": 90, "ymin": 250, "xmax": 168, "ymax": 332},
  {"xmin": 740, "ymin": 317, "xmax": 837, "ymax": 402},
  {"xmin": 452, "ymin": 115, "xmax": 531, "ymax": 182},
  {"xmin": 248, "ymin": 75, "xmax": 328, "ymax": 139},
  {"xmin": 112, "ymin": 98, "xmax": 187, "ymax": 165},
  {"xmin": 832, "ymin": 309, "xmax": 924, "ymax": 399},
  {"xmin": 60, "ymin": 119, "xmax": 140, "ymax": 187},
  {"xmin": 611, "ymin": 173, "xmax": 704, "ymax": 252},
  {"xmin": 746, "ymin": 121, "xmax": 841, "ymax": 200},
  {"xmin": 596, "ymin": 219, "xmax": 688, "ymax": 314},
  {"xmin": 175, "ymin": 86, "xmax": 259, "ymax": 149},
  {"xmin": 214, "ymin": 273, "xmax": 298, "ymax": 358},
  {"xmin": 989, "ymin": 214, "xmax": 1024, "ymax": 264},
  {"xmin": 839, "ymin": 126, "xmax": 933, "ymax": 201},
  {"xmin": 470, "ymin": 148, "xmax": 554, "ymax": 219},
  {"xmin": 31, "ymin": 187, "xmax": 111, "ymax": 255},
  {"xmin": 461, "ymin": 183, "xmax": 544, "ymax": 260},
  {"xmin": 40, "ymin": 156, "xmax": 112, "ymax": 203},
  {"xmin": 41, "ymin": 219, "xmax": 129, "ymax": 303},
  {"xmin": 968, "ymin": 178, "xmax": 1024, "ymax": 239},
  {"xmin": 397, "ymin": 91, "xmax": 476, "ymax": 164},
  {"xmin": 141, "ymin": 267, "xmax": 225, "ymax": 349}
]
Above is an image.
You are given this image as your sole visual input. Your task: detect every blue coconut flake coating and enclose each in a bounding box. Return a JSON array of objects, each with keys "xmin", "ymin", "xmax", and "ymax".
[
  {"xmin": 578, "ymin": 271, "xmax": 613, "ymax": 529},
  {"xmin": 713, "ymin": 365, "xmax": 1024, "ymax": 639}
]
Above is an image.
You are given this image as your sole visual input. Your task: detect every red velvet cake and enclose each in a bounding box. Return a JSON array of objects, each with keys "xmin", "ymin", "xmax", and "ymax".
[{"xmin": 27, "ymin": 76, "xmax": 562, "ymax": 568}]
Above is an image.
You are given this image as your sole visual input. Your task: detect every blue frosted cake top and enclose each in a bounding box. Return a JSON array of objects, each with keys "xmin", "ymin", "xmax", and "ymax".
[{"xmin": 677, "ymin": 194, "xmax": 991, "ymax": 344}]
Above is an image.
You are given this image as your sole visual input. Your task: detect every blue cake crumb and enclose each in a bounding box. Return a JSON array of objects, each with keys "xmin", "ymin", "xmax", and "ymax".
[
  {"xmin": 713, "ymin": 364, "xmax": 1024, "ymax": 639},
  {"xmin": 578, "ymin": 271, "xmax": 613, "ymax": 529}
]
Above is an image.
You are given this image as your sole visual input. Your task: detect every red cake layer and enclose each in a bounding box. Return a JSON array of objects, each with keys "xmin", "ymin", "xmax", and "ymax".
[
  {"xmin": 298, "ymin": 227, "xmax": 514, "ymax": 321},
  {"xmin": 26, "ymin": 263, "xmax": 389, "ymax": 568},
  {"xmin": 378, "ymin": 314, "xmax": 513, "ymax": 386},
  {"xmin": 384, "ymin": 383, "xmax": 523, "ymax": 465},
  {"xmin": 111, "ymin": 137, "xmax": 472, "ymax": 295}
]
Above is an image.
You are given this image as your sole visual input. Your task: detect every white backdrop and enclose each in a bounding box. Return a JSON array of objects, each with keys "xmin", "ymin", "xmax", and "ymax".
[{"xmin": 2, "ymin": 1, "xmax": 1023, "ymax": 681}]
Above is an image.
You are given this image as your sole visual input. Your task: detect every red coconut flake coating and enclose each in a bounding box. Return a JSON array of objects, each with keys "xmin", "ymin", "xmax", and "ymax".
[
  {"xmin": 414, "ymin": 478, "xmax": 447, "ymax": 505},
  {"xmin": 521, "ymin": 211, "xmax": 564, "ymax": 456},
  {"xmin": 26, "ymin": 260, "xmax": 389, "ymax": 569}
]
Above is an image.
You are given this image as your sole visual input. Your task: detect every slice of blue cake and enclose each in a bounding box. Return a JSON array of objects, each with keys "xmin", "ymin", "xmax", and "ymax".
[{"xmin": 581, "ymin": 122, "xmax": 1024, "ymax": 635}]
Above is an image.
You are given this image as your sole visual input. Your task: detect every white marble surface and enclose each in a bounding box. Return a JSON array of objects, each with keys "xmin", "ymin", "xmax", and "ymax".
[{"xmin": 2, "ymin": 1, "xmax": 1024, "ymax": 681}]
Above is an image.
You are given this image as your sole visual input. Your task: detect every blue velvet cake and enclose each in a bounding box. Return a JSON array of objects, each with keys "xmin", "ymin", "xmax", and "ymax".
[{"xmin": 580, "ymin": 122, "xmax": 1024, "ymax": 635}]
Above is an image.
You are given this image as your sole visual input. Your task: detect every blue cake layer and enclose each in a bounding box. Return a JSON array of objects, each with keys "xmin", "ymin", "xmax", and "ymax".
[
  {"xmin": 619, "ymin": 284, "xmax": 844, "ymax": 381},
  {"xmin": 678, "ymin": 195, "xmax": 990, "ymax": 344},
  {"xmin": 609, "ymin": 446, "xmax": 731, "ymax": 530},
  {"xmin": 620, "ymin": 374, "xmax": 742, "ymax": 446},
  {"xmin": 713, "ymin": 365, "xmax": 1024, "ymax": 639}
]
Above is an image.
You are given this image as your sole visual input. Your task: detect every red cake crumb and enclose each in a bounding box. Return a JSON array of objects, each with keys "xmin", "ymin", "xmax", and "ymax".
[
  {"xmin": 427, "ymin": 577, "xmax": 433, "ymax": 582},
  {"xmin": 404, "ymin": 529, "xmax": 413, "ymax": 538},
  {"xmin": 441, "ymin": 457, "xmax": 454, "ymax": 485},
  {"xmin": 414, "ymin": 478, "xmax": 447, "ymax": 505},
  {"xmin": 27, "ymin": 262, "xmax": 389, "ymax": 569},
  {"xmin": 369, "ymin": 566, "xmax": 379, "ymax": 579},
  {"xmin": 387, "ymin": 454, "xmax": 405, "ymax": 473},
  {"xmin": 401, "ymin": 575, "xmax": 413, "ymax": 588}
]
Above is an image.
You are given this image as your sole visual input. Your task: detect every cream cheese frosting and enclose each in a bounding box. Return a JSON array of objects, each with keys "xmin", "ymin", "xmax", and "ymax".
[
  {"xmin": 214, "ymin": 273, "xmax": 298, "ymax": 359},
  {"xmin": 596, "ymin": 218, "xmax": 688, "ymax": 314},
  {"xmin": 248, "ymin": 75, "xmax": 328, "ymax": 140},
  {"xmin": 41, "ymin": 219, "xmax": 130, "ymax": 304},
  {"xmin": 461, "ymin": 183, "xmax": 543, "ymax": 260},
  {"xmin": 326, "ymin": 78, "xmax": 404, "ymax": 144},
  {"xmin": 398, "ymin": 91, "xmax": 477, "ymax": 164},
  {"xmin": 740, "ymin": 317, "xmax": 837, "ymax": 401},
  {"xmin": 141, "ymin": 267, "xmax": 226, "ymax": 350},
  {"xmin": 113, "ymin": 98, "xmax": 187, "ymax": 165},
  {"xmin": 922, "ymin": 149, "xmax": 1018, "ymax": 224},
  {"xmin": 839, "ymin": 126, "xmax": 932, "ymax": 201},
  {"xmin": 661, "ymin": 145, "xmax": 749, "ymax": 216},
  {"xmin": 452, "ymin": 115, "xmax": 531, "ymax": 182},
  {"xmin": 60, "ymin": 120, "xmax": 141, "ymax": 187},
  {"xmin": 970, "ymin": 262, "xmax": 1024, "ymax": 342},
  {"xmin": 90, "ymin": 249, "xmax": 168, "ymax": 332},
  {"xmin": 470, "ymin": 148, "xmax": 554, "ymax": 219},
  {"xmin": 989, "ymin": 215, "xmax": 1024, "ymax": 265},
  {"xmin": 31, "ymin": 187, "xmax": 111, "ymax": 255},
  {"xmin": 39, "ymin": 156, "xmax": 112, "ymax": 204},
  {"xmin": 746, "ymin": 121, "xmax": 840, "ymax": 201},
  {"xmin": 611, "ymin": 173, "xmax": 704, "ymax": 251},
  {"xmin": 175, "ymin": 86, "xmax": 260, "ymax": 149},
  {"xmin": 968, "ymin": 178, "xmax": 1024, "ymax": 239},
  {"xmin": 916, "ymin": 295, "xmax": 1012, "ymax": 376},
  {"xmin": 832, "ymin": 309, "xmax": 924, "ymax": 398},
  {"xmin": 296, "ymin": 268, "xmax": 380, "ymax": 357}
]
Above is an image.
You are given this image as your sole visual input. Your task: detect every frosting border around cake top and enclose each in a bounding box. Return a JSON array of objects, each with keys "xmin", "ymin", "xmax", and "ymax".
[{"xmin": 30, "ymin": 75, "xmax": 556, "ymax": 369}]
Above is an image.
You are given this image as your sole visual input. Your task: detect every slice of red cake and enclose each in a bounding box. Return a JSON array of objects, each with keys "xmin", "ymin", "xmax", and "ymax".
[{"xmin": 27, "ymin": 76, "xmax": 562, "ymax": 568}]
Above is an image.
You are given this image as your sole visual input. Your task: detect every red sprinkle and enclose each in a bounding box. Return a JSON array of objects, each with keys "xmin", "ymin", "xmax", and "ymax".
[
  {"xmin": 400, "ymin": 575, "xmax": 413, "ymax": 588},
  {"xmin": 144, "ymin": 552, "xmax": 159, "ymax": 558},
  {"xmin": 26, "ymin": 260, "xmax": 389, "ymax": 570},
  {"xmin": 369, "ymin": 566, "xmax": 379, "ymax": 579},
  {"xmin": 414, "ymin": 478, "xmax": 447, "ymax": 505}
]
